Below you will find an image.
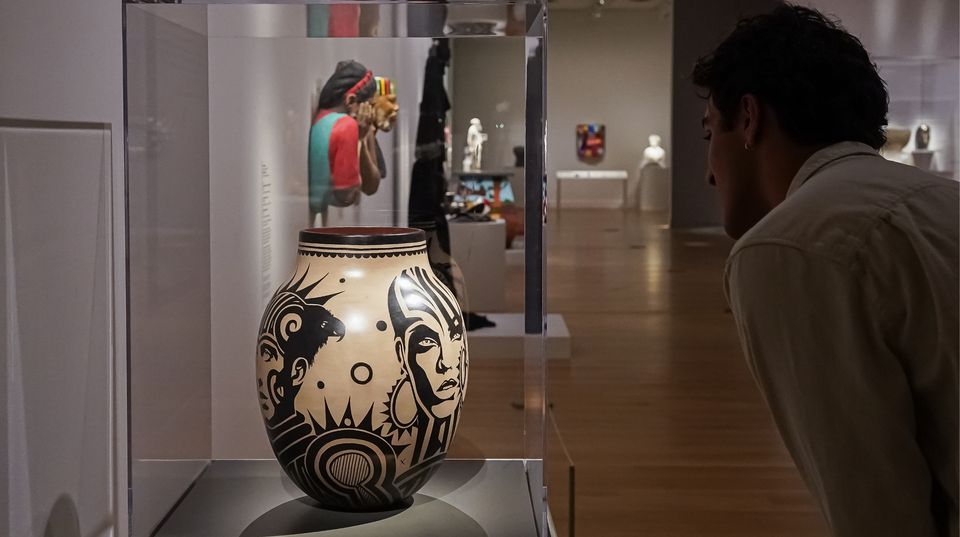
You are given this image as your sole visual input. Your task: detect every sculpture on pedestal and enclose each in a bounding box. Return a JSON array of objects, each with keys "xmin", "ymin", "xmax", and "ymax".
[
  {"xmin": 640, "ymin": 134, "xmax": 667, "ymax": 168},
  {"xmin": 463, "ymin": 118, "xmax": 488, "ymax": 172}
]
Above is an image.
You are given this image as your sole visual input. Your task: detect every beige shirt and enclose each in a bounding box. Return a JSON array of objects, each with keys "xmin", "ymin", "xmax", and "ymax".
[{"xmin": 725, "ymin": 142, "xmax": 959, "ymax": 536}]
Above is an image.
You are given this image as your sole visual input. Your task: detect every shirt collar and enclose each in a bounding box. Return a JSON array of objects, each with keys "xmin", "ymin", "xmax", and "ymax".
[{"xmin": 786, "ymin": 141, "xmax": 880, "ymax": 198}]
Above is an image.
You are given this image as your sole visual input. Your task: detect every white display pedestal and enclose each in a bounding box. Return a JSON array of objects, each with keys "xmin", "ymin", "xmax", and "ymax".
[
  {"xmin": 556, "ymin": 169, "xmax": 629, "ymax": 209},
  {"xmin": 467, "ymin": 313, "xmax": 571, "ymax": 360},
  {"xmin": 153, "ymin": 460, "xmax": 538, "ymax": 537},
  {"xmin": 449, "ymin": 219, "xmax": 506, "ymax": 312},
  {"xmin": 639, "ymin": 165, "xmax": 670, "ymax": 211},
  {"xmin": 912, "ymin": 149, "xmax": 935, "ymax": 171}
]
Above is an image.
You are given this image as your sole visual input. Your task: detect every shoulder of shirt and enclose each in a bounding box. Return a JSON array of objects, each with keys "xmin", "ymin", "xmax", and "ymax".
[
  {"xmin": 331, "ymin": 113, "xmax": 356, "ymax": 127},
  {"xmin": 328, "ymin": 114, "xmax": 359, "ymax": 142},
  {"xmin": 312, "ymin": 110, "xmax": 351, "ymax": 126},
  {"xmin": 728, "ymin": 154, "xmax": 957, "ymax": 271}
]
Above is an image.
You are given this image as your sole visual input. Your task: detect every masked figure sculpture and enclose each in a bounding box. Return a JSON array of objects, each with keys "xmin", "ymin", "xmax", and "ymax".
[{"xmin": 309, "ymin": 61, "xmax": 385, "ymax": 226}]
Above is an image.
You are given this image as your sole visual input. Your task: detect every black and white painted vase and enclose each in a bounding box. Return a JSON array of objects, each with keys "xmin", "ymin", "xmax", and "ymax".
[{"xmin": 256, "ymin": 227, "xmax": 468, "ymax": 510}]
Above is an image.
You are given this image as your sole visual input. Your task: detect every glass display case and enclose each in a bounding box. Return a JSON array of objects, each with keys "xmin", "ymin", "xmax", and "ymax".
[
  {"xmin": 123, "ymin": 1, "xmax": 547, "ymax": 535},
  {"xmin": 876, "ymin": 56, "xmax": 959, "ymax": 179}
]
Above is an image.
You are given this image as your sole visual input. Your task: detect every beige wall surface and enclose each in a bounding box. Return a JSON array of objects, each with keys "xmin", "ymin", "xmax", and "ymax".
[
  {"xmin": 547, "ymin": 9, "xmax": 673, "ymax": 208},
  {"xmin": 1, "ymin": 0, "xmax": 127, "ymax": 536}
]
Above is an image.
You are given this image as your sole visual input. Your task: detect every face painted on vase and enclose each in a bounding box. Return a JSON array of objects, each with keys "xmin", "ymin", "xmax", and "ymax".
[
  {"xmin": 257, "ymin": 274, "xmax": 345, "ymax": 423},
  {"xmin": 389, "ymin": 267, "xmax": 466, "ymax": 419},
  {"xmin": 256, "ymin": 335, "xmax": 284, "ymax": 421}
]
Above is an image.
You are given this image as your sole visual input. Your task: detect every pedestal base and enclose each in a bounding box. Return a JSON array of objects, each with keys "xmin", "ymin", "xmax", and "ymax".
[
  {"xmin": 467, "ymin": 313, "xmax": 571, "ymax": 360},
  {"xmin": 152, "ymin": 459, "xmax": 539, "ymax": 537}
]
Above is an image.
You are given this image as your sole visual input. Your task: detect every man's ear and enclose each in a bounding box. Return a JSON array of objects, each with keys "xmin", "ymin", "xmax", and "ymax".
[
  {"xmin": 291, "ymin": 357, "xmax": 309, "ymax": 386},
  {"xmin": 740, "ymin": 94, "xmax": 762, "ymax": 149}
]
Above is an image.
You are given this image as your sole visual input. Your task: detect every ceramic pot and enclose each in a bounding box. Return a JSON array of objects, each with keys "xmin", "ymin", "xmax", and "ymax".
[{"xmin": 256, "ymin": 227, "xmax": 468, "ymax": 510}]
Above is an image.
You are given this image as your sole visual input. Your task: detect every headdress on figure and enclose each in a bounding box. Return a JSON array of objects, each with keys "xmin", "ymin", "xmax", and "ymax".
[{"xmin": 317, "ymin": 60, "xmax": 377, "ymax": 110}]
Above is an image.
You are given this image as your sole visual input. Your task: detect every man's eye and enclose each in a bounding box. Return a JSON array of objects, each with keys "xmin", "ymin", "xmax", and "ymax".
[{"xmin": 702, "ymin": 133, "xmax": 712, "ymax": 141}]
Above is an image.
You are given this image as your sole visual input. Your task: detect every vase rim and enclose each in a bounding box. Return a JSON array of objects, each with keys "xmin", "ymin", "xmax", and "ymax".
[{"xmin": 299, "ymin": 226, "xmax": 426, "ymax": 246}]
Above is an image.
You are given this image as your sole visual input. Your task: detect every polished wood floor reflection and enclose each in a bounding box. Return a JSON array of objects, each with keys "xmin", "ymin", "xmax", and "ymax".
[{"xmin": 452, "ymin": 208, "xmax": 828, "ymax": 537}]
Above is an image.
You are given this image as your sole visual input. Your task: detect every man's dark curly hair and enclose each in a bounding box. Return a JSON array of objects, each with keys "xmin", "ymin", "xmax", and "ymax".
[{"xmin": 692, "ymin": 4, "xmax": 888, "ymax": 149}]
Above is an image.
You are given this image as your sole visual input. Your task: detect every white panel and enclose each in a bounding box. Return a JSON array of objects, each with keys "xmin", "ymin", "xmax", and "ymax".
[
  {"xmin": 125, "ymin": 6, "xmax": 212, "ymax": 536},
  {"xmin": 207, "ymin": 4, "xmax": 307, "ymax": 37},
  {"xmin": 0, "ymin": 0, "xmax": 123, "ymax": 125},
  {"xmin": 0, "ymin": 2, "xmax": 128, "ymax": 532},
  {"xmin": 208, "ymin": 26, "xmax": 432, "ymax": 458},
  {"xmin": 1, "ymin": 125, "xmax": 113, "ymax": 537}
]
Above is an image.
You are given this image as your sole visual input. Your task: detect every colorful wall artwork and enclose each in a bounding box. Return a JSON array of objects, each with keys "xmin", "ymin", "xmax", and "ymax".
[{"xmin": 576, "ymin": 123, "xmax": 605, "ymax": 160}]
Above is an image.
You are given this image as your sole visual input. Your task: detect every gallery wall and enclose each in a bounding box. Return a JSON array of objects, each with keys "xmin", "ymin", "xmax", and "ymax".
[
  {"xmin": 0, "ymin": 1, "xmax": 126, "ymax": 537},
  {"xmin": 670, "ymin": 0, "xmax": 781, "ymax": 229},
  {"xmin": 206, "ymin": 4, "xmax": 432, "ymax": 459},
  {"xmin": 801, "ymin": 0, "xmax": 958, "ymax": 58},
  {"xmin": 449, "ymin": 8, "xmax": 672, "ymax": 209},
  {"xmin": 547, "ymin": 9, "xmax": 673, "ymax": 208}
]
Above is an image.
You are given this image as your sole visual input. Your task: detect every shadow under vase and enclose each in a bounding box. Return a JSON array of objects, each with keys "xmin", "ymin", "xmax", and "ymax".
[{"xmin": 241, "ymin": 492, "xmax": 487, "ymax": 537}]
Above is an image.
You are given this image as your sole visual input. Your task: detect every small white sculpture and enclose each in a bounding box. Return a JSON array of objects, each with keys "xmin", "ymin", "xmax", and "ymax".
[
  {"xmin": 640, "ymin": 134, "xmax": 666, "ymax": 168},
  {"xmin": 463, "ymin": 118, "xmax": 488, "ymax": 172}
]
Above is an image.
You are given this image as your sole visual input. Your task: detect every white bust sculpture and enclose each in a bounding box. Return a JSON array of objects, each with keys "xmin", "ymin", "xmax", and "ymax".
[
  {"xmin": 463, "ymin": 118, "xmax": 488, "ymax": 171},
  {"xmin": 640, "ymin": 134, "xmax": 666, "ymax": 168}
]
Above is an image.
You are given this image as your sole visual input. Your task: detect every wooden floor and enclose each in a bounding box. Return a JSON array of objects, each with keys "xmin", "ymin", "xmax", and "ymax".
[{"xmin": 450, "ymin": 208, "xmax": 828, "ymax": 537}]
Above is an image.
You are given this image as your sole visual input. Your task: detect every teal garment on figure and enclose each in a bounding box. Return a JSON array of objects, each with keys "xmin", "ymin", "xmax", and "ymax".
[{"xmin": 308, "ymin": 110, "xmax": 361, "ymax": 214}]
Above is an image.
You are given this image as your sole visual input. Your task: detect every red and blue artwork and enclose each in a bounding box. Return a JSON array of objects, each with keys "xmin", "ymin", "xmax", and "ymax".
[{"xmin": 576, "ymin": 123, "xmax": 605, "ymax": 160}]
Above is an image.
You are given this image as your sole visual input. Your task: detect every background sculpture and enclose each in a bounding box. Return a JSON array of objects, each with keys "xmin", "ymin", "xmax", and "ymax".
[
  {"xmin": 308, "ymin": 60, "xmax": 385, "ymax": 226},
  {"xmin": 463, "ymin": 118, "xmax": 488, "ymax": 172}
]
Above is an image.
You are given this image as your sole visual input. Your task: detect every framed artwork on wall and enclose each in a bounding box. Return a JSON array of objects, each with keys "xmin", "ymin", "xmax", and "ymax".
[{"xmin": 576, "ymin": 123, "xmax": 605, "ymax": 160}]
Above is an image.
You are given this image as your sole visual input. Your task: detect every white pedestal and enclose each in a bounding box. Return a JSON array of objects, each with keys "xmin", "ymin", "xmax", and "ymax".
[
  {"xmin": 912, "ymin": 150, "xmax": 935, "ymax": 171},
  {"xmin": 449, "ymin": 219, "xmax": 506, "ymax": 312},
  {"xmin": 467, "ymin": 313, "xmax": 571, "ymax": 360},
  {"xmin": 556, "ymin": 169, "xmax": 629, "ymax": 209},
  {"xmin": 153, "ymin": 460, "xmax": 539, "ymax": 537},
  {"xmin": 639, "ymin": 165, "xmax": 670, "ymax": 211}
]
